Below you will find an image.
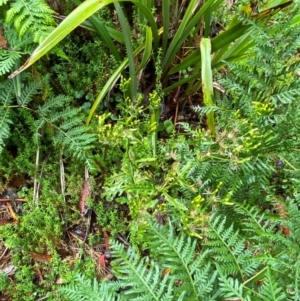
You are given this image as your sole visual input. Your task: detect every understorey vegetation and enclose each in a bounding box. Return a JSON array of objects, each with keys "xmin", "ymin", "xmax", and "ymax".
[{"xmin": 1, "ymin": 0, "xmax": 300, "ymax": 300}]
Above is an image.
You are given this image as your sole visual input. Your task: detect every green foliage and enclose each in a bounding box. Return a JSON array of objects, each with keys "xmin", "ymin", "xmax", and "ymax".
[
  {"xmin": 0, "ymin": 48, "xmax": 21, "ymax": 75},
  {"xmin": 49, "ymin": 35, "xmax": 119, "ymax": 104},
  {"xmin": 7, "ymin": 0, "xmax": 294, "ymax": 129},
  {"xmin": 0, "ymin": 0, "xmax": 56, "ymax": 78},
  {"xmin": 4, "ymin": 0, "xmax": 55, "ymax": 42},
  {"xmin": 1, "ymin": 1, "xmax": 300, "ymax": 301},
  {"xmin": 60, "ymin": 203, "xmax": 300, "ymax": 300},
  {"xmin": 0, "ymin": 23, "xmax": 31, "ymax": 76},
  {"xmin": 60, "ymin": 273, "xmax": 117, "ymax": 301},
  {"xmin": 0, "ymin": 78, "xmax": 96, "ymax": 167},
  {"xmin": 93, "ymin": 200, "xmax": 127, "ymax": 237},
  {"xmin": 111, "ymin": 240, "xmax": 177, "ymax": 301},
  {"xmin": 205, "ymin": 214, "xmax": 259, "ymax": 280}
]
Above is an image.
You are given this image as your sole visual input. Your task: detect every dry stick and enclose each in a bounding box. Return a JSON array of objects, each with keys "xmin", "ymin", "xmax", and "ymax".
[
  {"xmin": 6, "ymin": 201, "xmax": 18, "ymax": 222},
  {"xmin": 0, "ymin": 198, "xmax": 26, "ymax": 202},
  {"xmin": 35, "ymin": 151, "xmax": 52, "ymax": 204},
  {"xmin": 79, "ymin": 209, "xmax": 92, "ymax": 260},
  {"xmin": 85, "ymin": 166, "xmax": 89, "ymax": 182},
  {"xmin": 33, "ymin": 146, "xmax": 40, "ymax": 203},
  {"xmin": 60, "ymin": 150, "xmax": 66, "ymax": 203},
  {"xmin": 35, "ymin": 266, "xmax": 44, "ymax": 282},
  {"xmin": 59, "ymin": 150, "xmax": 67, "ymax": 236},
  {"xmin": 0, "ymin": 247, "xmax": 8, "ymax": 261},
  {"xmin": 173, "ymin": 49, "xmax": 184, "ymax": 124},
  {"xmin": 36, "ymin": 296, "xmax": 48, "ymax": 301},
  {"xmin": 117, "ymin": 234, "xmax": 130, "ymax": 246}
]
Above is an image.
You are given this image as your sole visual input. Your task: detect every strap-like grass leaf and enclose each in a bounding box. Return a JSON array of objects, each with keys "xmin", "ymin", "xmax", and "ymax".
[
  {"xmin": 114, "ymin": 2, "xmax": 136, "ymax": 99},
  {"xmin": 200, "ymin": 38, "xmax": 215, "ymax": 136},
  {"xmin": 71, "ymin": 0, "xmax": 121, "ymax": 62},
  {"xmin": 136, "ymin": 26, "xmax": 152, "ymax": 74},
  {"xmin": 86, "ymin": 44, "xmax": 145, "ymax": 125},
  {"xmin": 9, "ymin": 0, "xmax": 158, "ymax": 79}
]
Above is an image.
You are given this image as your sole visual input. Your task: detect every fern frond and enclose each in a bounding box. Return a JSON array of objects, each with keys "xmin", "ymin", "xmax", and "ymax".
[
  {"xmin": 271, "ymin": 88, "xmax": 300, "ymax": 105},
  {"xmin": 205, "ymin": 214, "xmax": 259, "ymax": 279},
  {"xmin": 218, "ymin": 272, "xmax": 250, "ymax": 301},
  {"xmin": 36, "ymin": 96, "xmax": 96, "ymax": 161},
  {"xmin": 38, "ymin": 95, "xmax": 70, "ymax": 115},
  {"xmin": 111, "ymin": 240, "xmax": 175, "ymax": 301},
  {"xmin": 5, "ymin": 0, "xmax": 55, "ymax": 43},
  {"xmin": 146, "ymin": 221, "xmax": 215, "ymax": 300},
  {"xmin": 18, "ymin": 81, "xmax": 40, "ymax": 106},
  {"xmin": 257, "ymin": 267, "xmax": 287, "ymax": 301},
  {"xmin": 53, "ymin": 124, "xmax": 96, "ymax": 155},
  {"xmin": 234, "ymin": 203, "xmax": 278, "ymax": 239},
  {"xmin": 59, "ymin": 273, "xmax": 118, "ymax": 301},
  {"xmin": 0, "ymin": 80, "xmax": 15, "ymax": 152},
  {"xmin": 47, "ymin": 108, "xmax": 78, "ymax": 124},
  {"xmin": 0, "ymin": 49, "xmax": 21, "ymax": 75}
]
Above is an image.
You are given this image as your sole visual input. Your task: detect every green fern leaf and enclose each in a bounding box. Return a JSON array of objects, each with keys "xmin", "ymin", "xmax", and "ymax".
[
  {"xmin": 36, "ymin": 96, "xmax": 96, "ymax": 162},
  {"xmin": 146, "ymin": 221, "xmax": 215, "ymax": 300},
  {"xmin": 17, "ymin": 81, "xmax": 40, "ymax": 106},
  {"xmin": 0, "ymin": 80, "xmax": 15, "ymax": 152},
  {"xmin": 0, "ymin": 49, "xmax": 21, "ymax": 75},
  {"xmin": 111, "ymin": 240, "xmax": 175, "ymax": 301},
  {"xmin": 258, "ymin": 267, "xmax": 287, "ymax": 301},
  {"xmin": 59, "ymin": 273, "xmax": 118, "ymax": 301},
  {"xmin": 218, "ymin": 272, "xmax": 251, "ymax": 301},
  {"xmin": 5, "ymin": 0, "xmax": 55, "ymax": 43},
  {"xmin": 205, "ymin": 214, "xmax": 259, "ymax": 279}
]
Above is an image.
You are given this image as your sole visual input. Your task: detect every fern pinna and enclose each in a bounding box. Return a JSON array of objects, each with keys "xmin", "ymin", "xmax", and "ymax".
[
  {"xmin": 1, "ymin": 0, "xmax": 55, "ymax": 43},
  {"xmin": 0, "ymin": 1, "xmax": 56, "ymax": 78},
  {"xmin": 0, "ymin": 78, "xmax": 96, "ymax": 165},
  {"xmin": 60, "ymin": 203, "xmax": 300, "ymax": 300}
]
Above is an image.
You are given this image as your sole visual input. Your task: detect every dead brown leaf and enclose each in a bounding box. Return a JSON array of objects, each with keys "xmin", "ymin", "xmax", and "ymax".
[
  {"xmin": 0, "ymin": 26, "xmax": 8, "ymax": 48},
  {"xmin": 78, "ymin": 180, "xmax": 91, "ymax": 216},
  {"xmin": 0, "ymin": 219, "xmax": 15, "ymax": 226},
  {"xmin": 6, "ymin": 202, "xmax": 18, "ymax": 222},
  {"xmin": 30, "ymin": 251, "xmax": 52, "ymax": 263},
  {"xmin": 225, "ymin": 0, "xmax": 233, "ymax": 7}
]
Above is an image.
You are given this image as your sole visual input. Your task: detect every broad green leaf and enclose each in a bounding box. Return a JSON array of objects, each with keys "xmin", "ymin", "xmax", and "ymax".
[
  {"xmin": 163, "ymin": 192, "xmax": 188, "ymax": 212},
  {"xmin": 71, "ymin": 0, "xmax": 121, "ymax": 62},
  {"xmin": 292, "ymin": 14, "xmax": 300, "ymax": 25},
  {"xmin": 211, "ymin": 22, "xmax": 250, "ymax": 54},
  {"xmin": 200, "ymin": 38, "xmax": 215, "ymax": 136},
  {"xmin": 9, "ymin": 0, "xmax": 104, "ymax": 78},
  {"xmin": 86, "ymin": 44, "xmax": 145, "ymax": 125},
  {"xmin": 163, "ymin": 73, "xmax": 200, "ymax": 95},
  {"xmin": 114, "ymin": 2, "xmax": 136, "ymax": 99},
  {"xmin": 161, "ymin": 0, "xmax": 170, "ymax": 55},
  {"xmin": 79, "ymin": 19, "xmax": 125, "ymax": 43},
  {"xmin": 162, "ymin": 0, "xmax": 222, "ymax": 77},
  {"xmin": 9, "ymin": 0, "xmax": 158, "ymax": 78},
  {"xmin": 169, "ymin": 1, "xmax": 292, "ymax": 78},
  {"xmin": 136, "ymin": 26, "xmax": 152, "ymax": 74}
]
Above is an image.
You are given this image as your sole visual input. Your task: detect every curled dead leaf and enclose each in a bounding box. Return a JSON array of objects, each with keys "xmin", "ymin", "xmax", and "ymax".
[
  {"xmin": 161, "ymin": 267, "xmax": 172, "ymax": 278},
  {"xmin": 99, "ymin": 254, "xmax": 106, "ymax": 268},
  {"xmin": 30, "ymin": 251, "xmax": 52, "ymax": 263},
  {"xmin": 279, "ymin": 225, "xmax": 291, "ymax": 236},
  {"xmin": 56, "ymin": 276, "xmax": 64, "ymax": 284},
  {"xmin": 0, "ymin": 26, "xmax": 8, "ymax": 48},
  {"xmin": 1, "ymin": 264, "xmax": 16, "ymax": 276},
  {"xmin": 0, "ymin": 219, "xmax": 15, "ymax": 225},
  {"xmin": 213, "ymin": 82, "xmax": 225, "ymax": 93},
  {"xmin": 78, "ymin": 180, "xmax": 91, "ymax": 216}
]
